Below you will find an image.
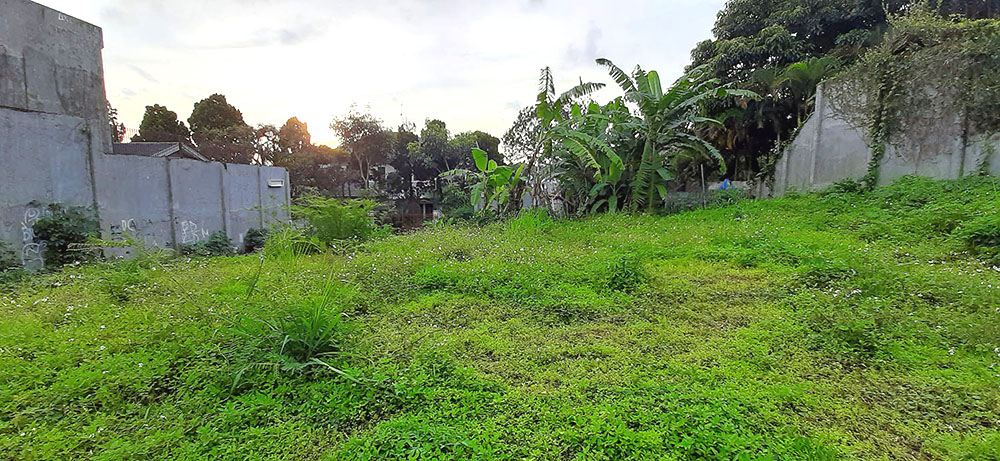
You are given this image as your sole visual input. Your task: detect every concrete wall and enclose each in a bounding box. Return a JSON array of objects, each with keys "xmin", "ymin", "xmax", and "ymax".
[
  {"xmin": 1, "ymin": 0, "xmax": 290, "ymax": 267},
  {"xmin": 93, "ymin": 155, "xmax": 290, "ymax": 255},
  {"xmin": 774, "ymin": 81, "xmax": 1000, "ymax": 195},
  {"xmin": 1, "ymin": 0, "xmax": 107, "ymax": 268}
]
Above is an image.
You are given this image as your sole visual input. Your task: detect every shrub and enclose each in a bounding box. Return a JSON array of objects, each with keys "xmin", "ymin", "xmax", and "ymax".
[
  {"xmin": 293, "ymin": 196, "xmax": 391, "ymax": 244},
  {"xmin": 181, "ymin": 230, "xmax": 233, "ymax": 257},
  {"xmin": 243, "ymin": 228, "xmax": 268, "ymax": 254},
  {"xmin": 0, "ymin": 240, "xmax": 17, "ymax": 272},
  {"xmin": 31, "ymin": 203, "xmax": 99, "ymax": 266},
  {"xmin": 606, "ymin": 253, "xmax": 647, "ymax": 292},
  {"xmin": 954, "ymin": 213, "xmax": 1000, "ymax": 261},
  {"xmin": 823, "ymin": 179, "xmax": 866, "ymax": 195}
]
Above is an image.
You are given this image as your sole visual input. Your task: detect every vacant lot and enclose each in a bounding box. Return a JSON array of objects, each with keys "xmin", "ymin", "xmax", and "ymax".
[{"xmin": 2, "ymin": 176, "xmax": 999, "ymax": 459}]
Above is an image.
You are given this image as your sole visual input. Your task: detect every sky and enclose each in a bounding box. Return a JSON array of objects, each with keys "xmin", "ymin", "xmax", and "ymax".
[{"xmin": 43, "ymin": 0, "xmax": 725, "ymax": 147}]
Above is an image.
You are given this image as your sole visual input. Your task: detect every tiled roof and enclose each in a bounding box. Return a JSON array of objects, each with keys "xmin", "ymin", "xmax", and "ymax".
[{"xmin": 111, "ymin": 142, "xmax": 208, "ymax": 161}]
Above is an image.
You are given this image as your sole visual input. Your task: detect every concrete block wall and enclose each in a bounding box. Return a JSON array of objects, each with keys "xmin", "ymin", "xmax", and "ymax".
[
  {"xmin": 1, "ymin": 0, "xmax": 108, "ymax": 268},
  {"xmin": 773, "ymin": 84, "xmax": 871, "ymax": 195},
  {"xmin": 1, "ymin": 0, "xmax": 290, "ymax": 267},
  {"xmin": 774, "ymin": 81, "xmax": 1000, "ymax": 195},
  {"xmin": 93, "ymin": 155, "xmax": 290, "ymax": 254}
]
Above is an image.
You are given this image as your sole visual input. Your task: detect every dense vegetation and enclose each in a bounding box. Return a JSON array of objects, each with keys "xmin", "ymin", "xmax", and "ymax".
[{"xmin": 2, "ymin": 176, "xmax": 999, "ymax": 459}]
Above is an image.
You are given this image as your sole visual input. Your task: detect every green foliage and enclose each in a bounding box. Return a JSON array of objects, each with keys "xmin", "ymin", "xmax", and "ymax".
[
  {"xmin": 242, "ymin": 228, "xmax": 268, "ymax": 254},
  {"xmin": 536, "ymin": 60, "xmax": 756, "ymax": 215},
  {"xmin": 443, "ymin": 148, "xmax": 524, "ymax": 216},
  {"xmin": 262, "ymin": 225, "xmax": 321, "ymax": 259},
  {"xmin": 293, "ymin": 196, "xmax": 391, "ymax": 245},
  {"xmin": 438, "ymin": 183, "xmax": 476, "ymax": 220},
  {"xmin": 605, "ymin": 253, "xmax": 647, "ymax": 293},
  {"xmin": 180, "ymin": 230, "xmax": 233, "ymax": 257},
  {"xmin": 30, "ymin": 203, "xmax": 99, "ymax": 267},
  {"xmin": 506, "ymin": 208, "xmax": 553, "ymax": 233},
  {"xmin": 0, "ymin": 240, "xmax": 17, "ymax": 272},
  {"xmin": 2, "ymin": 177, "xmax": 1000, "ymax": 459},
  {"xmin": 842, "ymin": 12, "xmax": 1000, "ymax": 187},
  {"xmin": 132, "ymin": 104, "xmax": 190, "ymax": 142},
  {"xmin": 955, "ymin": 213, "xmax": 1000, "ymax": 261}
]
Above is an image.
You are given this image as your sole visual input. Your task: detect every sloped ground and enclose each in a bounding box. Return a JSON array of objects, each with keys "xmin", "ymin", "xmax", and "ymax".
[{"xmin": 2, "ymin": 176, "xmax": 999, "ymax": 459}]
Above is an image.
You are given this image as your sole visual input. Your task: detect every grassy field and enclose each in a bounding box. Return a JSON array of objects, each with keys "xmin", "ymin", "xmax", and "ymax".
[{"xmin": 2, "ymin": 176, "xmax": 1000, "ymax": 459}]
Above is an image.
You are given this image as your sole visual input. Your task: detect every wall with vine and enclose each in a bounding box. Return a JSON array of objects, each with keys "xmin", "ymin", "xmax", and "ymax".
[{"xmin": 774, "ymin": 11, "xmax": 1000, "ymax": 194}]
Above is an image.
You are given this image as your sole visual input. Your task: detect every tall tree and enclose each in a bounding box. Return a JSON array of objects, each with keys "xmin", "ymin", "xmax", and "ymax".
[
  {"xmin": 253, "ymin": 124, "xmax": 282, "ymax": 166},
  {"xmin": 188, "ymin": 94, "xmax": 255, "ymax": 164},
  {"xmin": 688, "ymin": 0, "xmax": 911, "ymax": 178},
  {"xmin": 132, "ymin": 104, "xmax": 190, "ymax": 143},
  {"xmin": 188, "ymin": 94, "xmax": 247, "ymax": 136},
  {"xmin": 330, "ymin": 109, "xmax": 391, "ymax": 188},
  {"xmin": 386, "ymin": 124, "xmax": 428, "ymax": 198},
  {"xmin": 278, "ymin": 117, "xmax": 311, "ymax": 159}
]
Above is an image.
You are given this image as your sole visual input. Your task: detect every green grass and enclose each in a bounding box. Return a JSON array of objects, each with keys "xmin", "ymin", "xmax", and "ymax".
[{"xmin": 2, "ymin": 176, "xmax": 1000, "ymax": 459}]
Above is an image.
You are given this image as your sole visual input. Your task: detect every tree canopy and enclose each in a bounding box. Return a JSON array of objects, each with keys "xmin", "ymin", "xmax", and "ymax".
[{"xmin": 132, "ymin": 104, "xmax": 190, "ymax": 143}]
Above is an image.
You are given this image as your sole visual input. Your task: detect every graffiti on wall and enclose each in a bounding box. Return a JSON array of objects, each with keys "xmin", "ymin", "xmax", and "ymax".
[
  {"xmin": 20, "ymin": 206, "xmax": 51, "ymax": 270},
  {"xmin": 180, "ymin": 220, "xmax": 210, "ymax": 245},
  {"xmin": 108, "ymin": 217, "xmax": 160, "ymax": 248}
]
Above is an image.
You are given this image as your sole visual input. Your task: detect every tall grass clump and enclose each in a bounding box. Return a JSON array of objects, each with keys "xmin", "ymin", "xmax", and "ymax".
[{"xmin": 229, "ymin": 267, "xmax": 357, "ymax": 390}]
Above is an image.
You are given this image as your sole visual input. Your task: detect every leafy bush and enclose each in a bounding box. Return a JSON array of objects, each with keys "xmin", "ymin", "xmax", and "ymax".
[
  {"xmin": 31, "ymin": 203, "xmax": 99, "ymax": 266},
  {"xmin": 823, "ymin": 179, "xmax": 866, "ymax": 195},
  {"xmin": 606, "ymin": 253, "xmax": 647, "ymax": 292},
  {"xmin": 293, "ymin": 196, "xmax": 391, "ymax": 244},
  {"xmin": 180, "ymin": 230, "xmax": 233, "ymax": 256},
  {"xmin": 955, "ymin": 213, "xmax": 1000, "ymax": 261},
  {"xmin": 243, "ymin": 228, "xmax": 268, "ymax": 254},
  {"xmin": 0, "ymin": 240, "xmax": 17, "ymax": 272},
  {"xmin": 439, "ymin": 183, "xmax": 476, "ymax": 220}
]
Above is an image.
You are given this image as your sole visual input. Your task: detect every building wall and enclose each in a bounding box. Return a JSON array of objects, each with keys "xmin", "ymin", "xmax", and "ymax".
[
  {"xmin": 773, "ymin": 81, "xmax": 1000, "ymax": 195},
  {"xmin": 1, "ymin": 0, "xmax": 289, "ymax": 268}
]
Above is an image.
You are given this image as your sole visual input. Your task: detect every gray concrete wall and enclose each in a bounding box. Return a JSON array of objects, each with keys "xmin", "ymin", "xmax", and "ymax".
[
  {"xmin": 223, "ymin": 163, "xmax": 264, "ymax": 248},
  {"xmin": 91, "ymin": 154, "xmax": 291, "ymax": 254},
  {"xmin": 1, "ymin": 0, "xmax": 290, "ymax": 268},
  {"xmin": 93, "ymin": 153, "xmax": 173, "ymax": 251},
  {"xmin": 774, "ymin": 81, "xmax": 1000, "ymax": 195},
  {"xmin": 773, "ymin": 84, "xmax": 872, "ymax": 195}
]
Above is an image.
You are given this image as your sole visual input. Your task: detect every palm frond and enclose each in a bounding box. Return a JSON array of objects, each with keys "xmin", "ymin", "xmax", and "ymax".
[{"xmin": 596, "ymin": 58, "xmax": 637, "ymax": 93}]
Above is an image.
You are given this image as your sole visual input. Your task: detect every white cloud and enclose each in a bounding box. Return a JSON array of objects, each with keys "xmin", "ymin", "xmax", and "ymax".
[{"xmin": 41, "ymin": 0, "xmax": 724, "ymax": 146}]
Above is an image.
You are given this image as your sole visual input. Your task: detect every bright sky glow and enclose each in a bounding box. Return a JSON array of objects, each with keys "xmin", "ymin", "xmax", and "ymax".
[{"xmin": 41, "ymin": 0, "xmax": 724, "ymax": 147}]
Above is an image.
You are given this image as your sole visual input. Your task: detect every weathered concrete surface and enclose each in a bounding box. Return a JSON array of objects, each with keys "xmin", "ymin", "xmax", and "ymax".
[
  {"xmin": 0, "ymin": 0, "xmax": 110, "ymax": 148},
  {"xmin": 169, "ymin": 159, "xmax": 225, "ymax": 246},
  {"xmin": 0, "ymin": 109, "xmax": 97, "ymax": 269},
  {"xmin": 92, "ymin": 153, "xmax": 173, "ymax": 251},
  {"xmin": 223, "ymin": 163, "xmax": 264, "ymax": 248},
  {"xmin": 774, "ymin": 82, "xmax": 1000, "ymax": 195},
  {"xmin": 260, "ymin": 166, "xmax": 291, "ymax": 226},
  {"xmin": 1, "ymin": 0, "xmax": 291, "ymax": 268},
  {"xmin": 774, "ymin": 84, "xmax": 872, "ymax": 194}
]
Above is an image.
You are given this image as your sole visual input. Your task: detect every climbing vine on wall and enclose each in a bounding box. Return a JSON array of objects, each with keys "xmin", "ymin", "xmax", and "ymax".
[{"xmin": 827, "ymin": 10, "xmax": 1000, "ymax": 188}]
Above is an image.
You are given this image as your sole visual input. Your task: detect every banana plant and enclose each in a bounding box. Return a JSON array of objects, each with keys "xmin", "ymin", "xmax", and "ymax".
[
  {"xmin": 597, "ymin": 59, "xmax": 760, "ymax": 211},
  {"xmin": 444, "ymin": 148, "xmax": 524, "ymax": 215},
  {"xmin": 547, "ymin": 100, "xmax": 629, "ymax": 213}
]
